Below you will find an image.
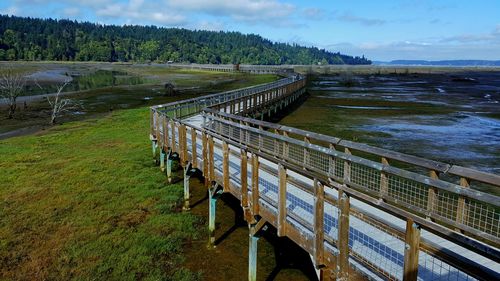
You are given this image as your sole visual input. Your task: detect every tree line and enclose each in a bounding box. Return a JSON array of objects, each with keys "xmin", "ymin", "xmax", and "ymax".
[{"xmin": 0, "ymin": 15, "xmax": 371, "ymax": 65}]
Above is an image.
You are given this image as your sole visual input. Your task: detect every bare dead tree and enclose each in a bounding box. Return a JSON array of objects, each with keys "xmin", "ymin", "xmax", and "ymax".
[
  {"xmin": 47, "ymin": 81, "xmax": 83, "ymax": 125},
  {"xmin": 0, "ymin": 68, "xmax": 26, "ymax": 119}
]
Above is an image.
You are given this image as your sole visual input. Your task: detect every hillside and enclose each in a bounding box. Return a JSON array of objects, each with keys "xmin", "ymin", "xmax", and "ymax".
[{"xmin": 0, "ymin": 15, "xmax": 370, "ymax": 65}]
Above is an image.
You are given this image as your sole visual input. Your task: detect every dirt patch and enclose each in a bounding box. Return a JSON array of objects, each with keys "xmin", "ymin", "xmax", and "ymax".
[{"xmin": 181, "ymin": 176, "xmax": 366, "ymax": 280}]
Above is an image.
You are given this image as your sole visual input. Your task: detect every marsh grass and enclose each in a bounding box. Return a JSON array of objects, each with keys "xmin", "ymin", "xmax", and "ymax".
[{"xmin": 0, "ymin": 107, "xmax": 202, "ymax": 280}]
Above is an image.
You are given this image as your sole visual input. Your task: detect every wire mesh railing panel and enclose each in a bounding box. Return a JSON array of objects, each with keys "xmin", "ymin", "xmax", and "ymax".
[
  {"xmin": 324, "ymin": 201, "xmax": 339, "ymax": 243},
  {"xmin": 349, "ymin": 211, "xmax": 405, "ymax": 280},
  {"xmin": 350, "ymin": 162, "xmax": 381, "ymax": 194},
  {"xmin": 258, "ymin": 168, "xmax": 279, "ymax": 203},
  {"xmin": 288, "ymin": 142, "xmax": 305, "ymax": 164},
  {"xmin": 464, "ymin": 199, "xmax": 500, "ymax": 238},
  {"xmin": 261, "ymin": 137, "xmax": 275, "ymax": 155},
  {"xmin": 433, "ymin": 190, "xmax": 459, "ymax": 223},
  {"xmin": 309, "ymin": 148, "xmax": 330, "ymax": 174},
  {"xmin": 228, "ymin": 154, "xmax": 242, "ymax": 186},
  {"xmin": 286, "ymin": 183, "xmax": 314, "ymax": 225},
  {"xmin": 248, "ymin": 131, "xmax": 260, "ymax": 148},
  {"xmin": 418, "ymin": 249, "xmax": 478, "ymax": 281},
  {"xmin": 387, "ymin": 174, "xmax": 429, "ymax": 210}
]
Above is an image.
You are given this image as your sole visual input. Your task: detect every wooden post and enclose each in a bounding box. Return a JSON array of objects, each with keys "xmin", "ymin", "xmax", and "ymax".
[
  {"xmin": 223, "ymin": 141, "xmax": 230, "ymax": 192},
  {"xmin": 241, "ymin": 149, "xmax": 248, "ymax": 207},
  {"xmin": 403, "ymin": 218, "xmax": 421, "ymax": 281},
  {"xmin": 191, "ymin": 128, "xmax": 198, "ymax": 168},
  {"xmin": 150, "ymin": 109, "xmax": 155, "ymax": 137},
  {"xmin": 180, "ymin": 124, "xmax": 185, "ymax": 162},
  {"xmin": 343, "ymin": 148, "xmax": 351, "ymax": 183},
  {"xmin": 258, "ymin": 125, "xmax": 263, "ymax": 151},
  {"xmin": 154, "ymin": 111, "xmax": 160, "ymax": 141},
  {"xmin": 304, "ymin": 136, "xmax": 310, "ymax": 168},
  {"xmin": 202, "ymin": 132, "xmax": 209, "ymax": 187},
  {"xmin": 163, "ymin": 116, "xmax": 170, "ymax": 150},
  {"xmin": 170, "ymin": 120, "xmax": 176, "ymax": 152},
  {"xmin": 319, "ymin": 268, "xmax": 336, "ymax": 281},
  {"xmin": 426, "ymin": 170, "xmax": 438, "ymax": 220},
  {"xmin": 208, "ymin": 136, "xmax": 215, "ymax": 182},
  {"xmin": 380, "ymin": 157, "xmax": 389, "ymax": 199},
  {"xmin": 456, "ymin": 177, "xmax": 470, "ymax": 230},
  {"xmin": 314, "ymin": 180, "xmax": 325, "ymax": 267},
  {"xmin": 277, "ymin": 164, "xmax": 287, "ymax": 237},
  {"xmin": 251, "ymin": 153, "xmax": 260, "ymax": 215},
  {"xmin": 328, "ymin": 143, "xmax": 336, "ymax": 178},
  {"xmin": 181, "ymin": 125, "xmax": 188, "ymax": 166},
  {"xmin": 337, "ymin": 189, "xmax": 350, "ymax": 281},
  {"xmin": 283, "ymin": 131, "xmax": 289, "ymax": 159}
]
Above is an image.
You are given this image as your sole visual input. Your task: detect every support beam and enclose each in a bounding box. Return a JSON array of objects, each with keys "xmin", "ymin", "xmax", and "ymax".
[
  {"xmin": 160, "ymin": 148, "xmax": 166, "ymax": 172},
  {"xmin": 403, "ymin": 218, "xmax": 421, "ymax": 281},
  {"xmin": 183, "ymin": 162, "xmax": 194, "ymax": 211},
  {"xmin": 208, "ymin": 182, "xmax": 223, "ymax": 248},
  {"xmin": 151, "ymin": 140, "xmax": 158, "ymax": 164},
  {"xmin": 248, "ymin": 220, "xmax": 267, "ymax": 281},
  {"xmin": 166, "ymin": 150, "xmax": 173, "ymax": 183}
]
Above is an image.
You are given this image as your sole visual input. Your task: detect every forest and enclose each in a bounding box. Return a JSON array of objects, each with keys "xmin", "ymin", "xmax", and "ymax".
[{"xmin": 0, "ymin": 15, "xmax": 371, "ymax": 65}]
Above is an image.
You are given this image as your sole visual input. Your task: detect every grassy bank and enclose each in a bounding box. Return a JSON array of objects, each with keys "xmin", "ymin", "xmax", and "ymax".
[{"xmin": 0, "ymin": 107, "xmax": 202, "ymax": 280}]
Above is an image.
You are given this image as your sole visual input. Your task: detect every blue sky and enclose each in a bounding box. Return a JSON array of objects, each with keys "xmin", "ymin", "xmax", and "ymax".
[{"xmin": 1, "ymin": 0, "xmax": 499, "ymax": 61}]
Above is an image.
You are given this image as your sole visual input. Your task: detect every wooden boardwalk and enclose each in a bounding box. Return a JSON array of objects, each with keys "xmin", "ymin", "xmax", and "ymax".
[{"xmin": 149, "ymin": 65, "xmax": 500, "ymax": 280}]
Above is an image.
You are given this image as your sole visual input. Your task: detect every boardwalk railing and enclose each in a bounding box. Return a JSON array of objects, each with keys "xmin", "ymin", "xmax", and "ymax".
[
  {"xmin": 166, "ymin": 63, "xmax": 294, "ymax": 74},
  {"xmin": 150, "ymin": 69, "xmax": 500, "ymax": 281}
]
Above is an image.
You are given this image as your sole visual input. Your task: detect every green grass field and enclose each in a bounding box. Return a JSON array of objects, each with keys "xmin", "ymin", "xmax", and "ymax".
[{"xmin": 0, "ymin": 107, "xmax": 203, "ymax": 280}]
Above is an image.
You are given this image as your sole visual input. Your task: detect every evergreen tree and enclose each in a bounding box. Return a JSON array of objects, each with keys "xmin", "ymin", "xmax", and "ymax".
[{"xmin": 0, "ymin": 15, "xmax": 371, "ymax": 65}]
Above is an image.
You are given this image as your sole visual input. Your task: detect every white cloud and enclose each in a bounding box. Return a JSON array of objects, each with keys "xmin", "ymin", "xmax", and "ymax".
[
  {"xmin": 167, "ymin": 0, "xmax": 295, "ymax": 24},
  {"xmin": 440, "ymin": 25, "xmax": 500, "ymax": 44},
  {"xmin": 62, "ymin": 7, "xmax": 80, "ymax": 17},
  {"xmin": 302, "ymin": 7, "xmax": 325, "ymax": 19},
  {"xmin": 96, "ymin": 1, "xmax": 186, "ymax": 26},
  {"xmin": 337, "ymin": 12, "xmax": 386, "ymax": 26},
  {"xmin": 196, "ymin": 20, "xmax": 225, "ymax": 31},
  {"xmin": 0, "ymin": 6, "xmax": 19, "ymax": 15},
  {"xmin": 326, "ymin": 38, "xmax": 500, "ymax": 61}
]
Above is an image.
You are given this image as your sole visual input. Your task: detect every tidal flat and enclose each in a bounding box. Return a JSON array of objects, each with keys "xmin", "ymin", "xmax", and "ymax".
[{"xmin": 280, "ymin": 71, "xmax": 500, "ymax": 177}]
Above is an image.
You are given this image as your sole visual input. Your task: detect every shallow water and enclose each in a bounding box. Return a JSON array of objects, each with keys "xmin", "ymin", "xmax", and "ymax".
[
  {"xmin": 23, "ymin": 69, "xmax": 147, "ymax": 96},
  {"xmin": 280, "ymin": 72, "xmax": 500, "ymax": 176}
]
